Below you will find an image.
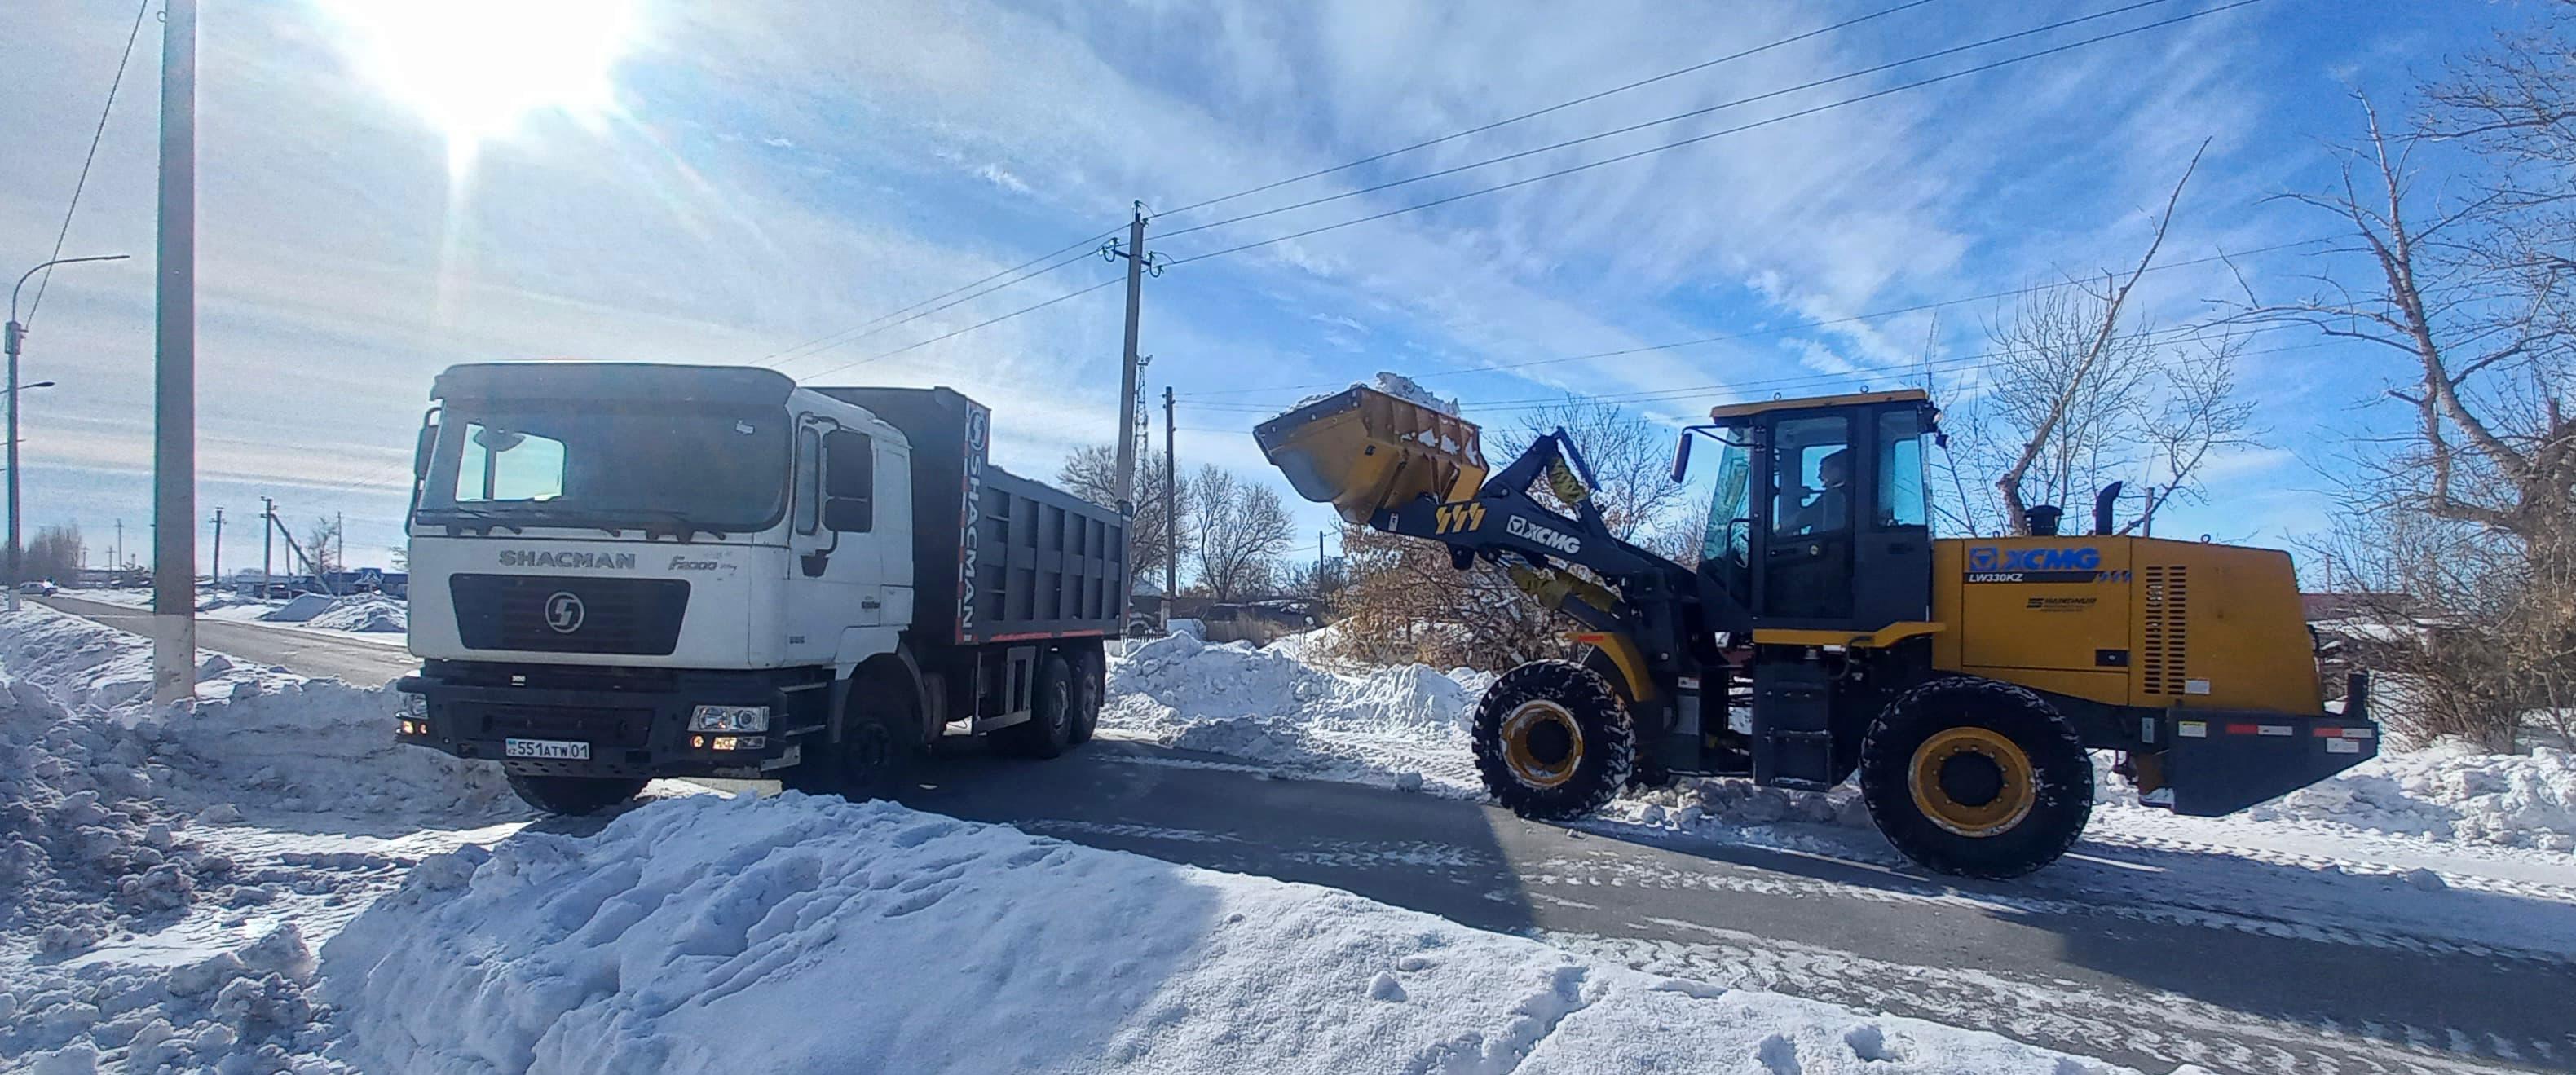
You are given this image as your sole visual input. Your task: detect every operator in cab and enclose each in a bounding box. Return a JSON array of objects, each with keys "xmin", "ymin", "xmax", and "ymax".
[{"xmin": 1784, "ymin": 448, "xmax": 1850, "ymax": 535}]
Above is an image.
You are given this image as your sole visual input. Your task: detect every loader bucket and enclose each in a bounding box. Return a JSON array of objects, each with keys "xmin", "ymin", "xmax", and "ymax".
[{"xmin": 1255, "ymin": 386, "xmax": 1489, "ymax": 523}]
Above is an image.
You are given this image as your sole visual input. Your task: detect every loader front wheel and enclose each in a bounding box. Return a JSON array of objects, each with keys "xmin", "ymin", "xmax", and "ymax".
[
  {"xmin": 1858, "ymin": 677, "xmax": 2092, "ymax": 879},
  {"xmin": 1472, "ymin": 660, "xmax": 1634, "ymax": 820}
]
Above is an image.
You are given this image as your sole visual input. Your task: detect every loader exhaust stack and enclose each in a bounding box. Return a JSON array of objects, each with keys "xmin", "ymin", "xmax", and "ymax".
[{"xmin": 1253, "ymin": 386, "xmax": 1489, "ymax": 523}]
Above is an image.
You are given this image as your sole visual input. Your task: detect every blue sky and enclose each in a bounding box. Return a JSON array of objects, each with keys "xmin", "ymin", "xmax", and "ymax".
[{"xmin": 0, "ymin": 0, "xmax": 2520, "ymax": 575}]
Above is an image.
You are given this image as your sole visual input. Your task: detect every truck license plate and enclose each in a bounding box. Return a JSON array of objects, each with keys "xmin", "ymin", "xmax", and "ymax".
[{"xmin": 505, "ymin": 738, "xmax": 591, "ymax": 760}]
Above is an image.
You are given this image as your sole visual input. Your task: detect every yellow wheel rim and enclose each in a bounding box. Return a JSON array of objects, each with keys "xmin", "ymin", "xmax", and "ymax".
[
  {"xmin": 1501, "ymin": 700, "xmax": 1584, "ymax": 789},
  {"xmin": 1908, "ymin": 726, "xmax": 2036, "ymax": 837}
]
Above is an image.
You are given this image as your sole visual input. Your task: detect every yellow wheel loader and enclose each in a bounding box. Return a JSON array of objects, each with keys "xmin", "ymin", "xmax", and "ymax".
[{"xmin": 1256, "ymin": 386, "xmax": 2377, "ymax": 878}]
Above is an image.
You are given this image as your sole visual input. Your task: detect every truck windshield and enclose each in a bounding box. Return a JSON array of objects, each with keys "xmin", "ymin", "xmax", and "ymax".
[{"xmin": 417, "ymin": 403, "xmax": 791, "ymax": 531}]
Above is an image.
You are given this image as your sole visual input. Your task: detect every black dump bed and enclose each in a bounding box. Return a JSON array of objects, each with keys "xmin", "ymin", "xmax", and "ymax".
[{"xmin": 813, "ymin": 386, "xmax": 1127, "ymax": 646}]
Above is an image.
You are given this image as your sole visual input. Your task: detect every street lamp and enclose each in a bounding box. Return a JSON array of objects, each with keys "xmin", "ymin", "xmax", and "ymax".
[{"xmin": 9, "ymin": 253, "xmax": 130, "ymax": 611}]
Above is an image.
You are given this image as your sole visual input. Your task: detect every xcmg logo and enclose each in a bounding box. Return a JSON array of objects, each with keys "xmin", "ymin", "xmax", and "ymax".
[{"xmin": 1967, "ymin": 545, "xmax": 2101, "ymax": 572}]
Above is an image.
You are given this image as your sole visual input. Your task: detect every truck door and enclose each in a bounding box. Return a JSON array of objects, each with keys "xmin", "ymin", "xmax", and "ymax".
[{"xmin": 788, "ymin": 420, "xmax": 883, "ymax": 640}]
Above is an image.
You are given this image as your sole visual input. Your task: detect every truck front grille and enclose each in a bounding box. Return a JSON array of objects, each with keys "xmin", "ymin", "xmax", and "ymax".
[
  {"xmin": 450, "ymin": 574, "xmax": 690, "ymax": 656},
  {"xmin": 477, "ymin": 703, "xmax": 653, "ymax": 747}
]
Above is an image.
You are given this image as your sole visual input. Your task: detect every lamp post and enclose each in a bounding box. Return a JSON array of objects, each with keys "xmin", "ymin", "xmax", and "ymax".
[{"xmin": 9, "ymin": 254, "xmax": 130, "ymax": 611}]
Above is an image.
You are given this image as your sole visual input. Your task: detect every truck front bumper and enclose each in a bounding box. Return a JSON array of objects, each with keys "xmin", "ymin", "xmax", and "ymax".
[{"xmin": 393, "ymin": 666, "xmax": 831, "ymax": 779}]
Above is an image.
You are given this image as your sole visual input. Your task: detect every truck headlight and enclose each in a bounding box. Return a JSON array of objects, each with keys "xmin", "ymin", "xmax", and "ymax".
[
  {"xmin": 403, "ymin": 694, "xmax": 429, "ymax": 718},
  {"xmin": 689, "ymin": 705, "xmax": 770, "ymax": 733}
]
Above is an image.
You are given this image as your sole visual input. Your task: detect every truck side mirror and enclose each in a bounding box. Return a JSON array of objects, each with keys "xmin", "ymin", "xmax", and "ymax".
[
  {"xmin": 412, "ymin": 419, "xmax": 438, "ymax": 480},
  {"xmin": 823, "ymin": 496, "xmax": 872, "ymax": 533}
]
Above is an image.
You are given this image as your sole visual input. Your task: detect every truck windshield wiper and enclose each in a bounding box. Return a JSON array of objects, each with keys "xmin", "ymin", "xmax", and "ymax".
[
  {"xmin": 419, "ymin": 506, "xmax": 524, "ymax": 534},
  {"xmin": 576, "ymin": 507, "xmax": 729, "ymax": 541}
]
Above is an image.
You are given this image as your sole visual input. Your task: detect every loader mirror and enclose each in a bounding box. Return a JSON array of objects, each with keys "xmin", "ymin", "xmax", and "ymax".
[{"xmin": 1670, "ymin": 430, "xmax": 1693, "ymax": 483}]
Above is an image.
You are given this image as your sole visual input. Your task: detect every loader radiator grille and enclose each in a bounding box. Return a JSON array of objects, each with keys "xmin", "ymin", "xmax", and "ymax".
[{"xmin": 2141, "ymin": 566, "xmax": 2189, "ymax": 694}]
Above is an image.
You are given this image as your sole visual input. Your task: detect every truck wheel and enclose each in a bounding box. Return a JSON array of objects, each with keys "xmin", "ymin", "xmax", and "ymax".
[
  {"xmin": 505, "ymin": 772, "xmax": 646, "ymax": 816},
  {"xmin": 1001, "ymin": 654, "xmax": 1075, "ymax": 759},
  {"xmin": 1471, "ymin": 660, "xmax": 1634, "ymax": 820},
  {"xmin": 1857, "ymin": 677, "xmax": 2093, "ymax": 879},
  {"xmin": 1068, "ymin": 650, "xmax": 1104, "ymax": 745},
  {"xmin": 836, "ymin": 705, "xmax": 915, "ymax": 801}
]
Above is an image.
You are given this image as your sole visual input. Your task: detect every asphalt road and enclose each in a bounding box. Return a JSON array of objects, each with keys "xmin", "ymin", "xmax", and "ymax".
[{"xmin": 38, "ymin": 596, "xmax": 2572, "ymax": 1073}]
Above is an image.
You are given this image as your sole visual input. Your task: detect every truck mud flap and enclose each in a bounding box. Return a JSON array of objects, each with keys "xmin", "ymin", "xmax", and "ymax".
[{"xmin": 2159, "ymin": 710, "xmax": 2378, "ymax": 817}]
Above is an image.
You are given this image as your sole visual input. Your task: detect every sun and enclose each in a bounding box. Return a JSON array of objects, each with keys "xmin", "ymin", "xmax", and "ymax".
[{"xmin": 324, "ymin": 0, "xmax": 640, "ymax": 172}]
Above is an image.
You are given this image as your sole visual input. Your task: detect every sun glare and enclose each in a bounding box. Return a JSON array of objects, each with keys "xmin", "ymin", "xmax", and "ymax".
[{"xmin": 326, "ymin": 0, "xmax": 639, "ymax": 170}]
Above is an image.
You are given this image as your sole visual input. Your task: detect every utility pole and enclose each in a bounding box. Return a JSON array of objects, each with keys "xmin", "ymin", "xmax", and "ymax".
[
  {"xmin": 113, "ymin": 519, "xmax": 123, "ymax": 573},
  {"xmin": 334, "ymin": 509, "xmax": 343, "ymax": 575},
  {"xmin": 208, "ymin": 508, "xmax": 223, "ymax": 587},
  {"xmin": 1162, "ymin": 386, "xmax": 1177, "ymax": 619},
  {"xmin": 1105, "ymin": 202, "xmax": 1156, "ymax": 606},
  {"xmin": 151, "ymin": 0, "xmax": 198, "ymax": 704},
  {"xmin": 260, "ymin": 496, "xmax": 275, "ymax": 594},
  {"xmin": 8, "ymin": 253, "xmax": 129, "ymax": 611}
]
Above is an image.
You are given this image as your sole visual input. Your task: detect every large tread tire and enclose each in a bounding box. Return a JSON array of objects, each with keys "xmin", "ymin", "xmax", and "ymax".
[
  {"xmin": 836, "ymin": 702, "xmax": 917, "ymax": 802},
  {"xmin": 505, "ymin": 772, "xmax": 646, "ymax": 817},
  {"xmin": 1000, "ymin": 654, "xmax": 1075, "ymax": 759},
  {"xmin": 1858, "ymin": 676, "xmax": 2093, "ymax": 879},
  {"xmin": 1576, "ymin": 644, "xmax": 1673, "ymax": 791},
  {"xmin": 1472, "ymin": 659, "xmax": 1634, "ymax": 820},
  {"xmin": 1068, "ymin": 649, "xmax": 1104, "ymax": 746}
]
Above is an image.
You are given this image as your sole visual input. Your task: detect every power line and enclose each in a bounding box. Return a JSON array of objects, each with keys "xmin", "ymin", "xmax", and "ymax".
[
  {"xmin": 25, "ymin": 0, "xmax": 152, "ymax": 327},
  {"xmin": 753, "ymin": 226, "xmax": 1122, "ymax": 368},
  {"xmin": 798, "ymin": 275, "xmax": 1124, "ymax": 383},
  {"xmin": 1165, "ymin": 0, "xmax": 2265, "ymax": 269},
  {"xmin": 1158, "ymin": 0, "xmax": 1947, "ymax": 220},
  {"xmin": 1182, "ymin": 238, "xmax": 2327, "ymax": 401},
  {"xmin": 1158, "ymin": 0, "xmax": 2186, "ymax": 244},
  {"xmin": 753, "ymin": 3, "xmax": 1942, "ymax": 373}
]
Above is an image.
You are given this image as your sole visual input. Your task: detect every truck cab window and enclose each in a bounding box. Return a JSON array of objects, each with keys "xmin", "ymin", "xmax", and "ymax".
[
  {"xmin": 1876, "ymin": 409, "xmax": 1929, "ymax": 529},
  {"xmin": 795, "ymin": 426, "xmax": 822, "ymax": 535},
  {"xmin": 453, "ymin": 423, "xmax": 565, "ymax": 503}
]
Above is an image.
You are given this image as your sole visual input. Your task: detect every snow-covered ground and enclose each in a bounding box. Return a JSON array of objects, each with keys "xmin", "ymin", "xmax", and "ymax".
[
  {"xmin": 1104, "ymin": 627, "xmax": 2576, "ymax": 966},
  {"xmin": 68, "ymin": 588, "xmax": 407, "ymax": 645},
  {"xmin": 4, "ymin": 605, "xmax": 2163, "ymax": 1073}
]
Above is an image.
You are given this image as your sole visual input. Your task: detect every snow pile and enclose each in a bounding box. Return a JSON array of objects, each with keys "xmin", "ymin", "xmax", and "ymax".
[
  {"xmin": 1105, "ymin": 631, "xmax": 1491, "ymax": 791},
  {"xmin": 2241, "ymin": 739, "xmax": 2576, "ymax": 850},
  {"xmin": 1294, "ymin": 371, "xmax": 1461, "ymax": 416},
  {"xmin": 258, "ymin": 594, "xmax": 337, "ymax": 624},
  {"xmin": 294, "ymin": 596, "xmax": 407, "ymax": 635},
  {"xmin": 0, "ymin": 604, "xmax": 509, "ymax": 831},
  {"xmin": 5, "ymin": 921, "xmax": 338, "ymax": 1075},
  {"xmin": 321, "ymin": 793, "xmax": 2124, "ymax": 1075}
]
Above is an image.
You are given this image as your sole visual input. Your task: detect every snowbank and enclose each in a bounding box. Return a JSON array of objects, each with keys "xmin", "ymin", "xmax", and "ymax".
[
  {"xmin": 0, "ymin": 605, "xmax": 514, "ymax": 1072},
  {"xmin": 289, "ymin": 596, "xmax": 407, "ymax": 635},
  {"xmin": 2241, "ymin": 739, "xmax": 2576, "ymax": 850},
  {"xmin": 258, "ymin": 593, "xmax": 336, "ymax": 624},
  {"xmin": 321, "ymin": 793, "xmax": 2123, "ymax": 1075},
  {"xmin": 1105, "ymin": 631, "xmax": 1492, "ymax": 791}
]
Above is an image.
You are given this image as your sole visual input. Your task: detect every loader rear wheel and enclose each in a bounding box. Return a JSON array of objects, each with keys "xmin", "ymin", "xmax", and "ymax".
[
  {"xmin": 1001, "ymin": 654, "xmax": 1075, "ymax": 759},
  {"xmin": 505, "ymin": 772, "xmax": 646, "ymax": 817},
  {"xmin": 1858, "ymin": 677, "xmax": 2092, "ymax": 879},
  {"xmin": 1472, "ymin": 660, "xmax": 1634, "ymax": 820}
]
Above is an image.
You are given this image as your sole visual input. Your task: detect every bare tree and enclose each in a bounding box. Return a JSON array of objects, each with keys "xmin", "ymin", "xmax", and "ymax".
[
  {"xmin": 1189, "ymin": 465, "xmax": 1295, "ymax": 601},
  {"xmin": 22, "ymin": 524, "xmax": 82, "ymax": 584},
  {"xmin": 305, "ymin": 518, "xmax": 343, "ymax": 579},
  {"xmin": 2128, "ymin": 334, "xmax": 2261, "ymax": 535},
  {"xmin": 1058, "ymin": 444, "xmax": 1189, "ymax": 584},
  {"xmin": 1502, "ymin": 394, "xmax": 1691, "ymax": 540},
  {"xmin": 2229, "ymin": 69, "xmax": 2576, "ymax": 748}
]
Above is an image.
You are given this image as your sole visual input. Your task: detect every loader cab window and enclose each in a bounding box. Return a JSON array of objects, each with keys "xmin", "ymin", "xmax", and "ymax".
[
  {"xmin": 1700, "ymin": 441, "xmax": 1753, "ymax": 571},
  {"xmin": 1877, "ymin": 409, "xmax": 1929, "ymax": 529},
  {"xmin": 1772, "ymin": 417, "xmax": 1852, "ymax": 537}
]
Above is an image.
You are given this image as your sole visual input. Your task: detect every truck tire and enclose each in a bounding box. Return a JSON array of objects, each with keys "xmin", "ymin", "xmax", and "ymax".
[
  {"xmin": 836, "ymin": 702, "xmax": 916, "ymax": 801},
  {"xmin": 1068, "ymin": 649, "xmax": 1105, "ymax": 745},
  {"xmin": 1857, "ymin": 677, "xmax": 2093, "ymax": 879},
  {"xmin": 1471, "ymin": 659, "xmax": 1634, "ymax": 820},
  {"xmin": 1001, "ymin": 654, "xmax": 1075, "ymax": 759},
  {"xmin": 505, "ymin": 772, "xmax": 646, "ymax": 817}
]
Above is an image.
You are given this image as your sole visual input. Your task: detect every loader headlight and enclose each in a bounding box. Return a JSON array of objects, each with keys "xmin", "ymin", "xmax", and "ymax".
[{"xmin": 688, "ymin": 705, "xmax": 769, "ymax": 733}]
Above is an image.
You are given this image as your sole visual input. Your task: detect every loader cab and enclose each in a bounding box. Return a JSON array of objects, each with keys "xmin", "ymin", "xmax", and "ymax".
[{"xmin": 1687, "ymin": 390, "xmax": 1935, "ymax": 632}]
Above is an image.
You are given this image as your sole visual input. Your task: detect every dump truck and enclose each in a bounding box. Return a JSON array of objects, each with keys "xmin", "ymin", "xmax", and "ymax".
[
  {"xmin": 1257, "ymin": 385, "xmax": 2377, "ymax": 877},
  {"xmin": 392, "ymin": 363, "xmax": 1126, "ymax": 815}
]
